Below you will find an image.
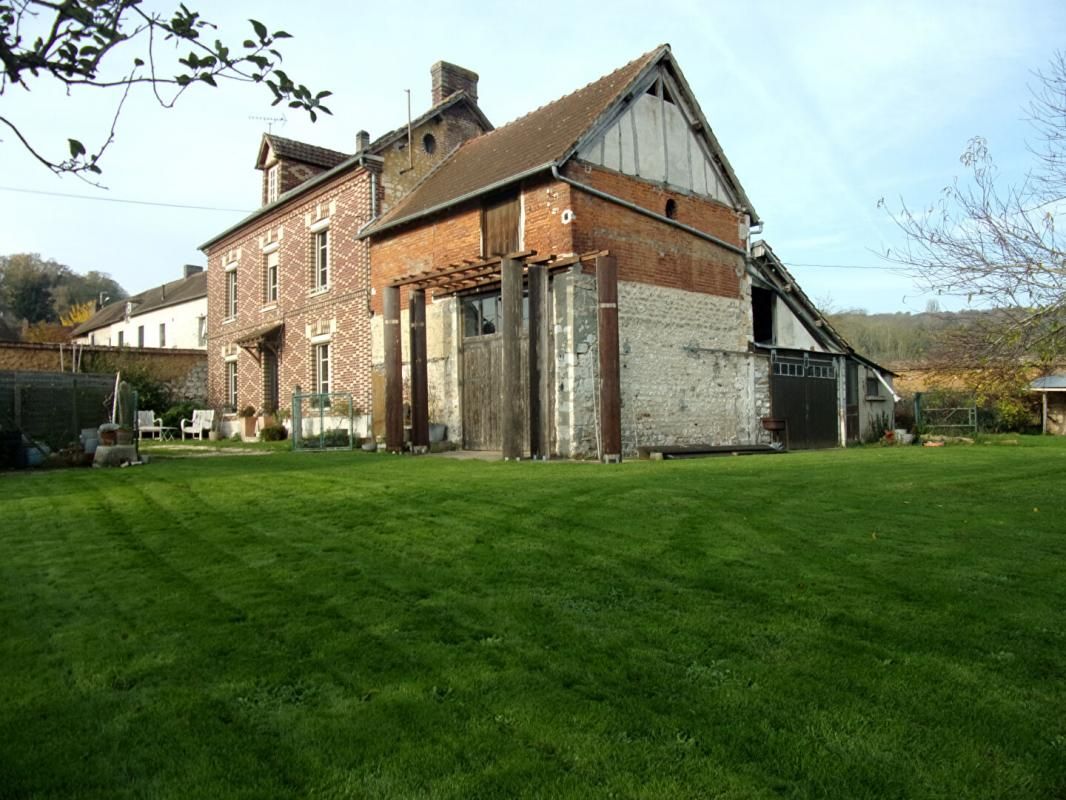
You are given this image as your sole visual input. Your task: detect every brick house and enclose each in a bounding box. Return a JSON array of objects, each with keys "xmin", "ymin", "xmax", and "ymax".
[
  {"xmin": 199, "ymin": 64, "xmax": 491, "ymax": 433},
  {"xmin": 362, "ymin": 45, "xmax": 894, "ymax": 457},
  {"xmin": 202, "ymin": 45, "xmax": 892, "ymax": 452}
]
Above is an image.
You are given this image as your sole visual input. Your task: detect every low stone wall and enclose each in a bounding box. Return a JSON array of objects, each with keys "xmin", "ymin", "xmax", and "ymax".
[{"xmin": 0, "ymin": 342, "xmax": 207, "ymax": 403}]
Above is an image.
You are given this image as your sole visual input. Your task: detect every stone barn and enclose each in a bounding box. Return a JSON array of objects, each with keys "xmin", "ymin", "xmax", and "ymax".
[{"xmin": 363, "ymin": 45, "xmax": 894, "ymax": 458}]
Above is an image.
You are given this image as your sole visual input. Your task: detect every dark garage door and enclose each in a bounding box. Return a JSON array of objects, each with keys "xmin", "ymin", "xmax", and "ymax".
[{"xmin": 771, "ymin": 353, "xmax": 839, "ymax": 450}]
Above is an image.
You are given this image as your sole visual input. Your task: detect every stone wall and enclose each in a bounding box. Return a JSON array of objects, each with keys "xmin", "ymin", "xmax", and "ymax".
[
  {"xmin": 0, "ymin": 342, "xmax": 206, "ymax": 402},
  {"xmin": 553, "ymin": 274, "xmax": 761, "ymax": 458}
]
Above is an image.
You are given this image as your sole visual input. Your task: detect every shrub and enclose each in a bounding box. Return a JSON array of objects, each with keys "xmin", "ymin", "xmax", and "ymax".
[
  {"xmin": 161, "ymin": 402, "xmax": 196, "ymax": 429},
  {"xmin": 259, "ymin": 424, "xmax": 288, "ymax": 441}
]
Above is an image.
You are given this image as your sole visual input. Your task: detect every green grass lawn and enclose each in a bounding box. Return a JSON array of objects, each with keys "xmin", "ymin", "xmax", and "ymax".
[{"xmin": 2, "ymin": 439, "xmax": 1065, "ymax": 799}]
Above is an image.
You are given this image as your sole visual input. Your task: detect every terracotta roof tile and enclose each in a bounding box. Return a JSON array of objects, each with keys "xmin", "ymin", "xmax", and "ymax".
[{"xmin": 366, "ymin": 46, "xmax": 666, "ymax": 234}]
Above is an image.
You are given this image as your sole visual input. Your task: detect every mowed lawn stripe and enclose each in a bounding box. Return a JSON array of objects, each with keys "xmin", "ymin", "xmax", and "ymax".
[{"xmin": 1, "ymin": 441, "xmax": 1064, "ymax": 798}]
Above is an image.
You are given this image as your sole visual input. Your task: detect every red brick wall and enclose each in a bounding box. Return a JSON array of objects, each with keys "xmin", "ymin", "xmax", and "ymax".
[
  {"xmin": 369, "ymin": 176, "xmax": 575, "ymax": 312},
  {"xmin": 370, "ymin": 164, "xmax": 744, "ymax": 304},
  {"xmin": 566, "ymin": 161, "xmax": 744, "ymax": 298},
  {"xmin": 204, "ymin": 165, "xmax": 376, "ymax": 418}
]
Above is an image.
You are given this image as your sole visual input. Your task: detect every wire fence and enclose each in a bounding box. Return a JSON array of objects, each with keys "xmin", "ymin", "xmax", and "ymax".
[{"xmin": 291, "ymin": 391, "xmax": 356, "ymax": 451}]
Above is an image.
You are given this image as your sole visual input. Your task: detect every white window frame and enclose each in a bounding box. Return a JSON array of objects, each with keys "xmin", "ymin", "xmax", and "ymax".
[
  {"xmin": 197, "ymin": 316, "xmax": 207, "ymax": 346},
  {"xmin": 267, "ymin": 164, "xmax": 280, "ymax": 203},
  {"xmin": 313, "ymin": 227, "xmax": 330, "ymax": 291},
  {"xmin": 226, "ymin": 359, "xmax": 238, "ymax": 410},
  {"xmin": 313, "ymin": 341, "xmax": 331, "ymax": 394},
  {"xmin": 159, "ymin": 323, "xmax": 166, "ymax": 348},
  {"xmin": 225, "ymin": 265, "xmax": 237, "ymax": 320},
  {"xmin": 264, "ymin": 249, "xmax": 279, "ymax": 304}
]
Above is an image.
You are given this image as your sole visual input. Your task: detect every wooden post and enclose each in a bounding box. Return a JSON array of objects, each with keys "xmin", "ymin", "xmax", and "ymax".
[
  {"xmin": 384, "ymin": 285, "xmax": 404, "ymax": 452},
  {"xmin": 500, "ymin": 256, "xmax": 524, "ymax": 460},
  {"xmin": 409, "ymin": 288, "xmax": 429, "ymax": 451},
  {"xmin": 528, "ymin": 263, "xmax": 550, "ymax": 459},
  {"xmin": 596, "ymin": 255, "xmax": 622, "ymax": 463},
  {"xmin": 1042, "ymin": 392, "xmax": 1048, "ymax": 435}
]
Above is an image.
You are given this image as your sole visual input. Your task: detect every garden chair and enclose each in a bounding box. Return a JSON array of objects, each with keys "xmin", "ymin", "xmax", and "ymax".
[
  {"xmin": 180, "ymin": 409, "xmax": 214, "ymax": 440},
  {"xmin": 137, "ymin": 410, "xmax": 163, "ymax": 439}
]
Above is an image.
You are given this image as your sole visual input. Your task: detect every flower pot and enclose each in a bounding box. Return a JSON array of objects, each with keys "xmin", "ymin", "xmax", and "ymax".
[
  {"xmin": 115, "ymin": 429, "xmax": 133, "ymax": 445},
  {"xmin": 242, "ymin": 416, "xmax": 257, "ymax": 438},
  {"xmin": 208, "ymin": 431, "xmax": 221, "ymax": 441}
]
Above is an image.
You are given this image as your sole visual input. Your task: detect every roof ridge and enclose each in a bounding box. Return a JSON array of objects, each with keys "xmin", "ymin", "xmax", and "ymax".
[{"xmin": 471, "ymin": 45, "xmax": 667, "ymax": 145}]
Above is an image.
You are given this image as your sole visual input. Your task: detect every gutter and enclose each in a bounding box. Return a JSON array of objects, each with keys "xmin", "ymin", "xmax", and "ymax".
[{"xmin": 550, "ymin": 165, "xmax": 747, "ymax": 257}]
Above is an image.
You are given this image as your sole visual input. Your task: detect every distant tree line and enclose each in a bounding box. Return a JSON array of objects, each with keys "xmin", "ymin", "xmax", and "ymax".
[
  {"xmin": 0, "ymin": 253, "xmax": 127, "ymax": 328},
  {"xmin": 825, "ymin": 308, "xmax": 996, "ymax": 365}
]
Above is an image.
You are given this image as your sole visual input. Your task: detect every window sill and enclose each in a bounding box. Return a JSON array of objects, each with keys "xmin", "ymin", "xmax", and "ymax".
[
  {"xmin": 222, "ymin": 317, "xmax": 235, "ymax": 325},
  {"xmin": 865, "ymin": 395, "xmax": 886, "ymax": 402},
  {"xmin": 261, "ymin": 303, "xmax": 278, "ymax": 312},
  {"xmin": 308, "ymin": 286, "xmax": 331, "ymax": 297}
]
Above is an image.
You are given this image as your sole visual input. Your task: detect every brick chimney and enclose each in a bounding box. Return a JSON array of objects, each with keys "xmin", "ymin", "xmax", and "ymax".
[
  {"xmin": 183, "ymin": 264, "xmax": 204, "ymax": 279},
  {"xmin": 355, "ymin": 130, "xmax": 370, "ymax": 153},
  {"xmin": 431, "ymin": 61, "xmax": 478, "ymax": 106}
]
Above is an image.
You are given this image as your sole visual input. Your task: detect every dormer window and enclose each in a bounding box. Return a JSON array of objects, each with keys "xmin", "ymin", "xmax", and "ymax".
[{"xmin": 266, "ymin": 165, "xmax": 280, "ymax": 203}]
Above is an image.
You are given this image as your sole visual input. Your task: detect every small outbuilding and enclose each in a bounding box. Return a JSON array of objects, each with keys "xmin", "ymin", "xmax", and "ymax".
[{"xmin": 1031, "ymin": 375, "xmax": 1066, "ymax": 434}]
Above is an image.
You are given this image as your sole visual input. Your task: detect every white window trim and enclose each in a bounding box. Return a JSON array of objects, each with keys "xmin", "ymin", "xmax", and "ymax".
[
  {"xmin": 267, "ymin": 164, "xmax": 280, "ymax": 203},
  {"xmin": 312, "ymin": 226, "xmax": 330, "ymax": 292},
  {"xmin": 262, "ymin": 241, "xmax": 280, "ymax": 255},
  {"xmin": 224, "ymin": 268, "xmax": 238, "ymax": 322},
  {"xmin": 263, "ymin": 248, "xmax": 279, "ymax": 306},
  {"xmin": 313, "ymin": 341, "xmax": 331, "ymax": 394},
  {"xmin": 309, "ymin": 331, "xmax": 332, "ymax": 345},
  {"xmin": 309, "ymin": 217, "xmax": 330, "ymax": 233}
]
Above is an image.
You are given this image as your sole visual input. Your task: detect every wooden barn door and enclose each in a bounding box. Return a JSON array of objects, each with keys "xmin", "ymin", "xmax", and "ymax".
[
  {"xmin": 460, "ymin": 292, "xmax": 528, "ymax": 451},
  {"xmin": 771, "ymin": 352, "xmax": 840, "ymax": 450}
]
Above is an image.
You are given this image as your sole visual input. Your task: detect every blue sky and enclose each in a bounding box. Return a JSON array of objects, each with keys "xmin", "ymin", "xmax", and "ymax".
[{"xmin": 2, "ymin": 0, "xmax": 1063, "ymax": 313}]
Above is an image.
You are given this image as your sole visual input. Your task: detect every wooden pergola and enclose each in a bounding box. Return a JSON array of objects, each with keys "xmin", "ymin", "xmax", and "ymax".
[{"xmin": 382, "ymin": 250, "xmax": 622, "ymax": 462}]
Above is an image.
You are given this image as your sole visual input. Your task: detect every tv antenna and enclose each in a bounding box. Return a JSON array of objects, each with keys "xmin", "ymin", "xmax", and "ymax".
[{"xmin": 249, "ymin": 113, "xmax": 287, "ymax": 133}]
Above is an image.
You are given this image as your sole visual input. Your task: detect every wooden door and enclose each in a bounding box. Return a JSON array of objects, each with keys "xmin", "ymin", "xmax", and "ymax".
[
  {"xmin": 461, "ymin": 332, "xmax": 528, "ymax": 451},
  {"xmin": 771, "ymin": 353, "xmax": 839, "ymax": 450}
]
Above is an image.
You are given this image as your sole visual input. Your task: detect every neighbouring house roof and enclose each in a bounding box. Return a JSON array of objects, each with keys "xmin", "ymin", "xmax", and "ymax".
[
  {"xmin": 749, "ymin": 240, "xmax": 895, "ymax": 376},
  {"xmin": 201, "ymin": 94, "xmax": 492, "ymax": 252},
  {"xmin": 361, "ymin": 43, "xmax": 760, "ymax": 238},
  {"xmin": 1031, "ymin": 375, "xmax": 1066, "ymax": 391},
  {"xmin": 257, "ymin": 134, "xmax": 350, "ymax": 170},
  {"xmin": 71, "ymin": 270, "xmax": 207, "ymax": 337}
]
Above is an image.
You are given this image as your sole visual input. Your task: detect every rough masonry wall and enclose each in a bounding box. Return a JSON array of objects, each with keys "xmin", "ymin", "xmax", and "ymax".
[
  {"xmin": 205, "ymin": 167, "xmax": 374, "ymax": 419},
  {"xmin": 379, "ymin": 106, "xmax": 489, "ymax": 213},
  {"xmin": 368, "ymin": 296, "xmax": 461, "ymax": 442},
  {"xmin": 618, "ymin": 281, "xmax": 758, "ymax": 451}
]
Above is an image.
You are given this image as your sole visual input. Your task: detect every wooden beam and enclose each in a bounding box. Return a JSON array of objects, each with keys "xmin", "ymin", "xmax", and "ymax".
[
  {"xmin": 596, "ymin": 255, "xmax": 622, "ymax": 463},
  {"xmin": 528, "ymin": 263, "xmax": 550, "ymax": 459},
  {"xmin": 383, "ymin": 285, "xmax": 404, "ymax": 452},
  {"xmin": 409, "ymin": 288, "xmax": 429, "ymax": 450},
  {"xmin": 500, "ymin": 256, "xmax": 524, "ymax": 460}
]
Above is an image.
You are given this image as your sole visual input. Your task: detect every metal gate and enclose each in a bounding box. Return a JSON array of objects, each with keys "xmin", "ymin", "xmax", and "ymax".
[
  {"xmin": 461, "ymin": 333, "xmax": 528, "ymax": 451},
  {"xmin": 771, "ymin": 352, "xmax": 839, "ymax": 450}
]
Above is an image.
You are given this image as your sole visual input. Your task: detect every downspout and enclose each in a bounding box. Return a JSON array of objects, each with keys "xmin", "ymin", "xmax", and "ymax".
[
  {"xmin": 550, "ymin": 165, "xmax": 747, "ymax": 257},
  {"xmin": 872, "ymin": 369, "xmax": 901, "ymax": 403}
]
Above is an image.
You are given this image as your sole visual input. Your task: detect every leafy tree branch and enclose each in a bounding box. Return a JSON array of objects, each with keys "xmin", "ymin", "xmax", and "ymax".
[{"xmin": 0, "ymin": 1, "xmax": 332, "ymax": 178}]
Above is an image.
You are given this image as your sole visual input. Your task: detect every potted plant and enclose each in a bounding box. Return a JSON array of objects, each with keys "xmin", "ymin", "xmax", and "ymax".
[{"xmin": 239, "ymin": 405, "xmax": 257, "ymax": 439}]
